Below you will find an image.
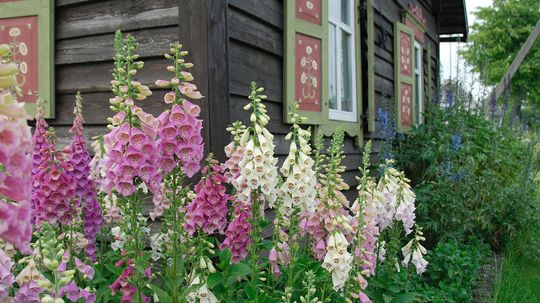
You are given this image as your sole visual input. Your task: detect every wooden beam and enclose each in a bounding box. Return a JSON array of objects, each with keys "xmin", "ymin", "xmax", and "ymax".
[
  {"xmin": 490, "ymin": 19, "xmax": 540, "ymax": 103},
  {"xmin": 179, "ymin": 0, "xmax": 230, "ymax": 161}
]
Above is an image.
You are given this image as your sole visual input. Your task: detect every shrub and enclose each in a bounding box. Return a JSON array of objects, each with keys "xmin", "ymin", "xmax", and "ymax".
[{"xmin": 395, "ymin": 104, "xmax": 539, "ymax": 250}]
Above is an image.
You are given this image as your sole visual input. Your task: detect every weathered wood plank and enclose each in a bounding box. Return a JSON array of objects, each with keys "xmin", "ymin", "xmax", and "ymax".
[
  {"xmin": 56, "ymin": 0, "xmax": 179, "ymax": 39},
  {"xmin": 179, "ymin": 0, "xmax": 211, "ymax": 157},
  {"xmin": 229, "ymin": 95, "xmax": 290, "ymax": 135},
  {"xmin": 228, "ymin": 6, "xmax": 283, "ymax": 56},
  {"xmin": 56, "ymin": 57, "xmax": 169, "ymax": 93},
  {"xmin": 228, "ymin": 0, "xmax": 282, "ymax": 29},
  {"xmin": 56, "ymin": 26, "xmax": 179, "ymax": 65},
  {"xmin": 52, "ymin": 125, "xmax": 108, "ymax": 149},
  {"xmin": 228, "ymin": 41, "xmax": 282, "ymax": 103},
  {"xmin": 374, "ymin": 55, "xmax": 394, "ymax": 82},
  {"xmin": 52, "ymin": 91, "xmax": 171, "ymax": 125},
  {"xmin": 206, "ymin": 0, "xmax": 231, "ymax": 161},
  {"xmin": 375, "ymin": 76, "xmax": 394, "ymax": 96}
]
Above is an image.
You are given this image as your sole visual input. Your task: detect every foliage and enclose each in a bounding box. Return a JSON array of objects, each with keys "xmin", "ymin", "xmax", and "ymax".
[
  {"xmin": 366, "ymin": 239, "xmax": 489, "ymax": 303},
  {"xmin": 492, "ymin": 219, "xmax": 540, "ymax": 302},
  {"xmin": 395, "ymin": 104, "xmax": 539, "ymax": 250},
  {"xmin": 418, "ymin": 239, "xmax": 489, "ymax": 302},
  {"xmin": 460, "ymin": 0, "xmax": 540, "ymax": 105}
]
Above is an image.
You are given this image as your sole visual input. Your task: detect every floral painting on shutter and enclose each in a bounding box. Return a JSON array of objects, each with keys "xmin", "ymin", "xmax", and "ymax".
[
  {"xmin": 394, "ymin": 22, "xmax": 415, "ymax": 133},
  {"xmin": 0, "ymin": 16, "xmax": 38, "ymax": 104},
  {"xmin": 0, "ymin": 0, "xmax": 54, "ymax": 118},
  {"xmin": 295, "ymin": 34, "xmax": 321, "ymax": 112}
]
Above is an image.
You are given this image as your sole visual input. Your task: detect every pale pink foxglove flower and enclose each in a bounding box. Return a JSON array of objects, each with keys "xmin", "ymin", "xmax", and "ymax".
[{"xmin": 322, "ymin": 231, "xmax": 354, "ymax": 291}]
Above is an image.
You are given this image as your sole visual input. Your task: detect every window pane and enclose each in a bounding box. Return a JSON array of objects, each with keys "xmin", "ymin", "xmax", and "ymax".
[
  {"xmin": 329, "ymin": 24, "xmax": 338, "ymax": 110},
  {"xmin": 340, "ymin": 30, "xmax": 352, "ymax": 112},
  {"xmin": 341, "ymin": 0, "xmax": 350, "ymax": 25},
  {"xmin": 415, "ymin": 74, "xmax": 421, "ymax": 122},
  {"xmin": 414, "ymin": 45, "xmax": 420, "ymax": 70},
  {"xmin": 329, "ymin": 0, "xmax": 341, "ymax": 20}
]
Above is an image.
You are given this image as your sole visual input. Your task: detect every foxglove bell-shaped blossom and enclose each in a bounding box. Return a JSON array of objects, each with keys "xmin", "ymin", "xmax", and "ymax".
[
  {"xmin": 154, "ymin": 42, "xmax": 204, "ymax": 179},
  {"xmin": 278, "ymin": 107, "xmax": 317, "ymax": 216},
  {"xmin": 65, "ymin": 93, "xmax": 103, "ymax": 261},
  {"xmin": 184, "ymin": 157, "xmax": 230, "ymax": 235},
  {"xmin": 186, "ymin": 276, "xmax": 219, "ymax": 303},
  {"xmin": 322, "ymin": 231, "xmax": 354, "ymax": 291},
  {"xmin": 0, "ymin": 48, "xmax": 33, "ymax": 253},
  {"xmin": 32, "ymin": 131, "xmax": 78, "ymax": 226},
  {"xmin": 220, "ymin": 199, "xmax": 252, "ymax": 263},
  {"xmin": 401, "ymin": 227, "xmax": 428, "ymax": 275},
  {"xmin": 377, "ymin": 162, "xmax": 417, "ymax": 235},
  {"xmin": 234, "ymin": 84, "xmax": 279, "ymax": 207}
]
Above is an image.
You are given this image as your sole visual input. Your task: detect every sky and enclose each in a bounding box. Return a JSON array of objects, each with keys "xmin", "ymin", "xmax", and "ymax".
[{"xmin": 439, "ymin": 0, "xmax": 493, "ymax": 95}]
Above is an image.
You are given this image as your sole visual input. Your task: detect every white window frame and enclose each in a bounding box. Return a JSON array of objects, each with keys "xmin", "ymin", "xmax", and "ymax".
[
  {"xmin": 328, "ymin": 0, "xmax": 357, "ymax": 122},
  {"xmin": 414, "ymin": 40, "xmax": 423, "ymax": 125}
]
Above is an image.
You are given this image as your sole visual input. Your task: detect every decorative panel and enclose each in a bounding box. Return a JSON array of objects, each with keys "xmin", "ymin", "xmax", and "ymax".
[
  {"xmin": 394, "ymin": 22, "xmax": 415, "ymax": 133},
  {"xmin": 400, "ymin": 83, "xmax": 413, "ymax": 127},
  {"xmin": 0, "ymin": 0, "xmax": 54, "ymax": 118},
  {"xmin": 399, "ymin": 32, "xmax": 412, "ymax": 77},
  {"xmin": 0, "ymin": 16, "xmax": 38, "ymax": 103},
  {"xmin": 295, "ymin": 33, "xmax": 321, "ymax": 112},
  {"xmin": 296, "ymin": 0, "xmax": 321, "ymax": 25}
]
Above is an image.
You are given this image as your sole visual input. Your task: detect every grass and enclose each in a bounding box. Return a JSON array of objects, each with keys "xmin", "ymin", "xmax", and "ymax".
[{"xmin": 491, "ymin": 222, "xmax": 540, "ymax": 302}]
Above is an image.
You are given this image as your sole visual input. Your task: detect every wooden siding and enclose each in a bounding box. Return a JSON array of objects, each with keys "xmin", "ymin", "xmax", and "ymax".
[
  {"xmin": 226, "ymin": 0, "xmax": 441, "ymax": 199},
  {"xmin": 46, "ymin": 0, "xmax": 443, "ymax": 200},
  {"xmin": 48, "ymin": 0, "xmax": 179, "ymax": 148}
]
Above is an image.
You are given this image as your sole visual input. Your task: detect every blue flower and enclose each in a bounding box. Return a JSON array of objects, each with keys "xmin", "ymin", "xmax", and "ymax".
[
  {"xmin": 445, "ymin": 90, "xmax": 455, "ymax": 108},
  {"xmin": 451, "ymin": 134, "xmax": 461, "ymax": 151}
]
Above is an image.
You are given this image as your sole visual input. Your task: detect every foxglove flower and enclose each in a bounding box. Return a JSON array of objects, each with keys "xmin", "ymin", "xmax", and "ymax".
[
  {"xmin": 32, "ymin": 130, "xmax": 78, "ymax": 226},
  {"xmin": 377, "ymin": 162, "xmax": 417, "ymax": 235},
  {"xmin": 14, "ymin": 281, "xmax": 43, "ymax": 303},
  {"xmin": 232, "ymin": 84, "xmax": 278, "ymax": 207},
  {"xmin": 155, "ymin": 42, "xmax": 204, "ymax": 178},
  {"xmin": 184, "ymin": 157, "xmax": 230, "ymax": 235},
  {"xmin": 0, "ymin": 46, "xmax": 33, "ymax": 253},
  {"xmin": 186, "ymin": 276, "xmax": 219, "ymax": 303},
  {"xmin": 322, "ymin": 232, "xmax": 354, "ymax": 291},
  {"xmin": 110, "ymin": 259, "xmax": 150, "ymax": 303},
  {"xmin": 278, "ymin": 107, "xmax": 317, "ymax": 217},
  {"xmin": 220, "ymin": 200, "xmax": 252, "ymax": 263},
  {"xmin": 401, "ymin": 226, "xmax": 428, "ymax": 275},
  {"xmin": 0, "ymin": 248, "xmax": 14, "ymax": 288},
  {"xmin": 65, "ymin": 93, "xmax": 103, "ymax": 260},
  {"xmin": 103, "ymin": 32, "xmax": 161, "ymax": 199}
]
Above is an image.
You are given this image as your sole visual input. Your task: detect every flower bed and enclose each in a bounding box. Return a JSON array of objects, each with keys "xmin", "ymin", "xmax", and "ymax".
[{"xmin": 0, "ymin": 31, "xmax": 434, "ymax": 303}]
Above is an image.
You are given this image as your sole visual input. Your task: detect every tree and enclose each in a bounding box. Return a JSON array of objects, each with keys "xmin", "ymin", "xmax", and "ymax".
[{"xmin": 461, "ymin": 0, "xmax": 540, "ymax": 107}]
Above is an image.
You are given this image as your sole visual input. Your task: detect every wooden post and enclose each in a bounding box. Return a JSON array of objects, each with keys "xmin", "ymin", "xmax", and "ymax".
[
  {"xmin": 489, "ymin": 19, "xmax": 540, "ymax": 105},
  {"xmin": 179, "ymin": 0, "xmax": 230, "ymax": 161}
]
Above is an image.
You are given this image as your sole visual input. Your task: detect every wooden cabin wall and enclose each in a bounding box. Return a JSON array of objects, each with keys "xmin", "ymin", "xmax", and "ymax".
[
  {"xmin": 227, "ymin": 0, "xmax": 364, "ymax": 200},
  {"xmin": 369, "ymin": 0, "xmax": 440, "ymax": 138},
  {"xmin": 226, "ymin": 0, "xmax": 441, "ymax": 200},
  {"xmin": 49, "ymin": 0, "xmax": 180, "ymax": 148}
]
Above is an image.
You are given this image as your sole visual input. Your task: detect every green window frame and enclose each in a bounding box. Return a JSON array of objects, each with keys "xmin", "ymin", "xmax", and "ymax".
[
  {"xmin": 0, "ymin": 0, "xmax": 54, "ymax": 118},
  {"xmin": 284, "ymin": 0, "xmax": 363, "ymax": 146}
]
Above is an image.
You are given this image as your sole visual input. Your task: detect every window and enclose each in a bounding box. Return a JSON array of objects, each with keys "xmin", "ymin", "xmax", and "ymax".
[
  {"xmin": 328, "ymin": 0, "xmax": 357, "ymax": 122},
  {"xmin": 283, "ymin": 0, "xmax": 364, "ymax": 144},
  {"xmin": 413, "ymin": 40, "xmax": 423, "ymax": 124}
]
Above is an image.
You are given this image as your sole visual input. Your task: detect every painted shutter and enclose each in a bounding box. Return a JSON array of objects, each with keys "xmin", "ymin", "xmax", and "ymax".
[
  {"xmin": 394, "ymin": 22, "xmax": 415, "ymax": 133},
  {"xmin": 284, "ymin": 0, "xmax": 326, "ymax": 125},
  {"xmin": 0, "ymin": 0, "xmax": 54, "ymax": 118}
]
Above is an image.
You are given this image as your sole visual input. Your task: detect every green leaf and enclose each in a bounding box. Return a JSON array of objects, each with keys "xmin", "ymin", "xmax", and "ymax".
[
  {"xmin": 207, "ymin": 272, "xmax": 224, "ymax": 288},
  {"xmin": 148, "ymin": 283, "xmax": 173, "ymax": 303},
  {"xmin": 230, "ymin": 263, "xmax": 252, "ymax": 279},
  {"xmin": 391, "ymin": 293, "xmax": 419, "ymax": 303}
]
